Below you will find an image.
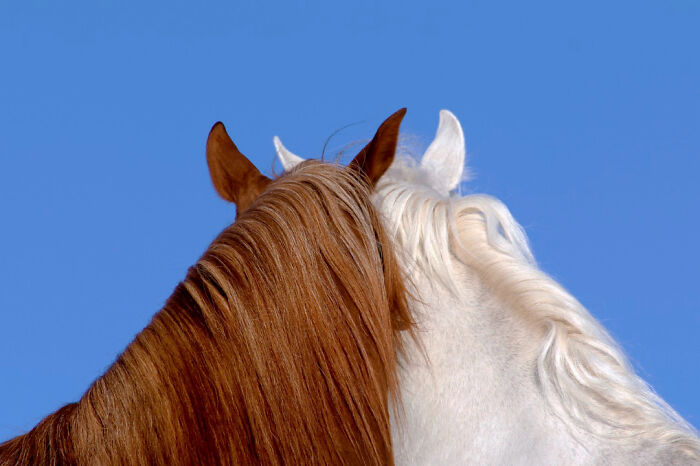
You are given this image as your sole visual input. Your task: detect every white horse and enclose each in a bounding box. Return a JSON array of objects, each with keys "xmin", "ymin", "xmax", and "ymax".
[{"xmin": 274, "ymin": 111, "xmax": 700, "ymax": 465}]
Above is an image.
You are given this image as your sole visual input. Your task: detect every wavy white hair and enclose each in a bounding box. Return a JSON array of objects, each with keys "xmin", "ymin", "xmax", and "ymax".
[
  {"xmin": 376, "ymin": 154, "xmax": 700, "ymax": 457},
  {"xmin": 274, "ymin": 110, "xmax": 700, "ymax": 462}
]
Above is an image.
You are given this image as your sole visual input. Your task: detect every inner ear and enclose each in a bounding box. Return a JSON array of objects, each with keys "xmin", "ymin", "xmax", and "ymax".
[
  {"xmin": 349, "ymin": 108, "xmax": 406, "ymax": 187},
  {"xmin": 206, "ymin": 122, "xmax": 272, "ymax": 213}
]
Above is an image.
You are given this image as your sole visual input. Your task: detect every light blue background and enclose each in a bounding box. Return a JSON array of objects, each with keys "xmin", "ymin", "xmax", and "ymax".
[{"xmin": 1, "ymin": 1, "xmax": 698, "ymax": 441}]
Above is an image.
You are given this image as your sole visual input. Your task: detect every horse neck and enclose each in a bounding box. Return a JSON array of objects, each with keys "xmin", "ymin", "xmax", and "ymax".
[
  {"xmin": 395, "ymin": 259, "xmax": 681, "ymax": 464},
  {"xmin": 2, "ymin": 163, "xmax": 406, "ymax": 465},
  {"xmin": 392, "ymin": 256, "xmax": 589, "ymax": 464},
  {"xmin": 391, "ymin": 208, "xmax": 699, "ymax": 465},
  {"xmin": 1, "ymin": 274, "xmax": 394, "ymax": 466}
]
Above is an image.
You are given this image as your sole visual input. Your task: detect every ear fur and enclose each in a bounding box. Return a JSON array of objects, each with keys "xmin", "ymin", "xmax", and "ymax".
[
  {"xmin": 273, "ymin": 136, "xmax": 306, "ymax": 172},
  {"xmin": 206, "ymin": 122, "xmax": 271, "ymax": 213},
  {"xmin": 420, "ymin": 109, "xmax": 465, "ymax": 195},
  {"xmin": 349, "ymin": 108, "xmax": 406, "ymax": 187}
]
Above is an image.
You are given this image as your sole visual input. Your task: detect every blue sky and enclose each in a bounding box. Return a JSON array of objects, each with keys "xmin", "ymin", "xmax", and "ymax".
[{"xmin": 0, "ymin": 1, "xmax": 698, "ymax": 440}]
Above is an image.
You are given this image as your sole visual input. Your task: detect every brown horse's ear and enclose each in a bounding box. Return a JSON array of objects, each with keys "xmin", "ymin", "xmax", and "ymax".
[
  {"xmin": 206, "ymin": 122, "xmax": 272, "ymax": 214},
  {"xmin": 349, "ymin": 108, "xmax": 406, "ymax": 187}
]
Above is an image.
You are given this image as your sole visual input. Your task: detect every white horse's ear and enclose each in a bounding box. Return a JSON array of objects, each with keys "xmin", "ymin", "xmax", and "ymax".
[
  {"xmin": 420, "ymin": 109, "xmax": 465, "ymax": 194},
  {"xmin": 273, "ymin": 136, "xmax": 306, "ymax": 171}
]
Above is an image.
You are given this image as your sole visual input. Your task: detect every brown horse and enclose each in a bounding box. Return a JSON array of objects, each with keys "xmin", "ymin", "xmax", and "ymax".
[{"xmin": 0, "ymin": 109, "xmax": 414, "ymax": 465}]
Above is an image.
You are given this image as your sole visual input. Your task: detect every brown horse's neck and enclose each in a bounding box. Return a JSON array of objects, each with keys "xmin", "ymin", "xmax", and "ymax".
[
  {"xmin": 1, "ymin": 162, "xmax": 411, "ymax": 465},
  {"xmin": 1, "ymin": 278, "xmax": 391, "ymax": 465}
]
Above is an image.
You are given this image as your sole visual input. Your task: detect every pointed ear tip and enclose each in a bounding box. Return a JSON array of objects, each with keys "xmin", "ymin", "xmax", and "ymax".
[
  {"xmin": 208, "ymin": 122, "xmax": 229, "ymax": 142},
  {"xmin": 381, "ymin": 107, "xmax": 407, "ymax": 131},
  {"xmin": 438, "ymin": 110, "xmax": 460, "ymax": 126},
  {"xmin": 206, "ymin": 122, "xmax": 235, "ymax": 161},
  {"xmin": 436, "ymin": 110, "xmax": 464, "ymax": 142},
  {"xmin": 273, "ymin": 136, "xmax": 291, "ymax": 156}
]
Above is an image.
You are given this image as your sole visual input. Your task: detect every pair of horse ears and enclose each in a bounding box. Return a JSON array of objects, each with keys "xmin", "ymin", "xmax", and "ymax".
[{"xmin": 206, "ymin": 108, "xmax": 406, "ymax": 214}]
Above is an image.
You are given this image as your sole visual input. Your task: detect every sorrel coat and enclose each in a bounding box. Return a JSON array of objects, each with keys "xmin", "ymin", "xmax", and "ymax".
[{"xmin": 0, "ymin": 109, "xmax": 414, "ymax": 465}]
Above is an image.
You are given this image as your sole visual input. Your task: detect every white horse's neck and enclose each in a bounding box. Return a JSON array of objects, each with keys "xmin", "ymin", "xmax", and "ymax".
[
  {"xmin": 390, "ymin": 254, "xmax": 589, "ymax": 464},
  {"xmin": 377, "ymin": 159, "xmax": 699, "ymax": 464}
]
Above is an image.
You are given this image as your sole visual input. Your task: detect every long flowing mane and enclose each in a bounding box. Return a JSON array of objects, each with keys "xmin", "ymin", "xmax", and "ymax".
[
  {"xmin": 375, "ymin": 152, "xmax": 700, "ymax": 459},
  {"xmin": 0, "ymin": 161, "xmax": 413, "ymax": 465}
]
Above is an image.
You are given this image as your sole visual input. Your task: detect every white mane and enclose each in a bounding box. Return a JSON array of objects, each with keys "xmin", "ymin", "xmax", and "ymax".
[{"xmin": 375, "ymin": 150, "xmax": 700, "ymax": 458}]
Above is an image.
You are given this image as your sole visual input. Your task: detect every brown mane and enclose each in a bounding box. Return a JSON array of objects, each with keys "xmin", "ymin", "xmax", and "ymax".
[{"xmin": 0, "ymin": 160, "xmax": 413, "ymax": 465}]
